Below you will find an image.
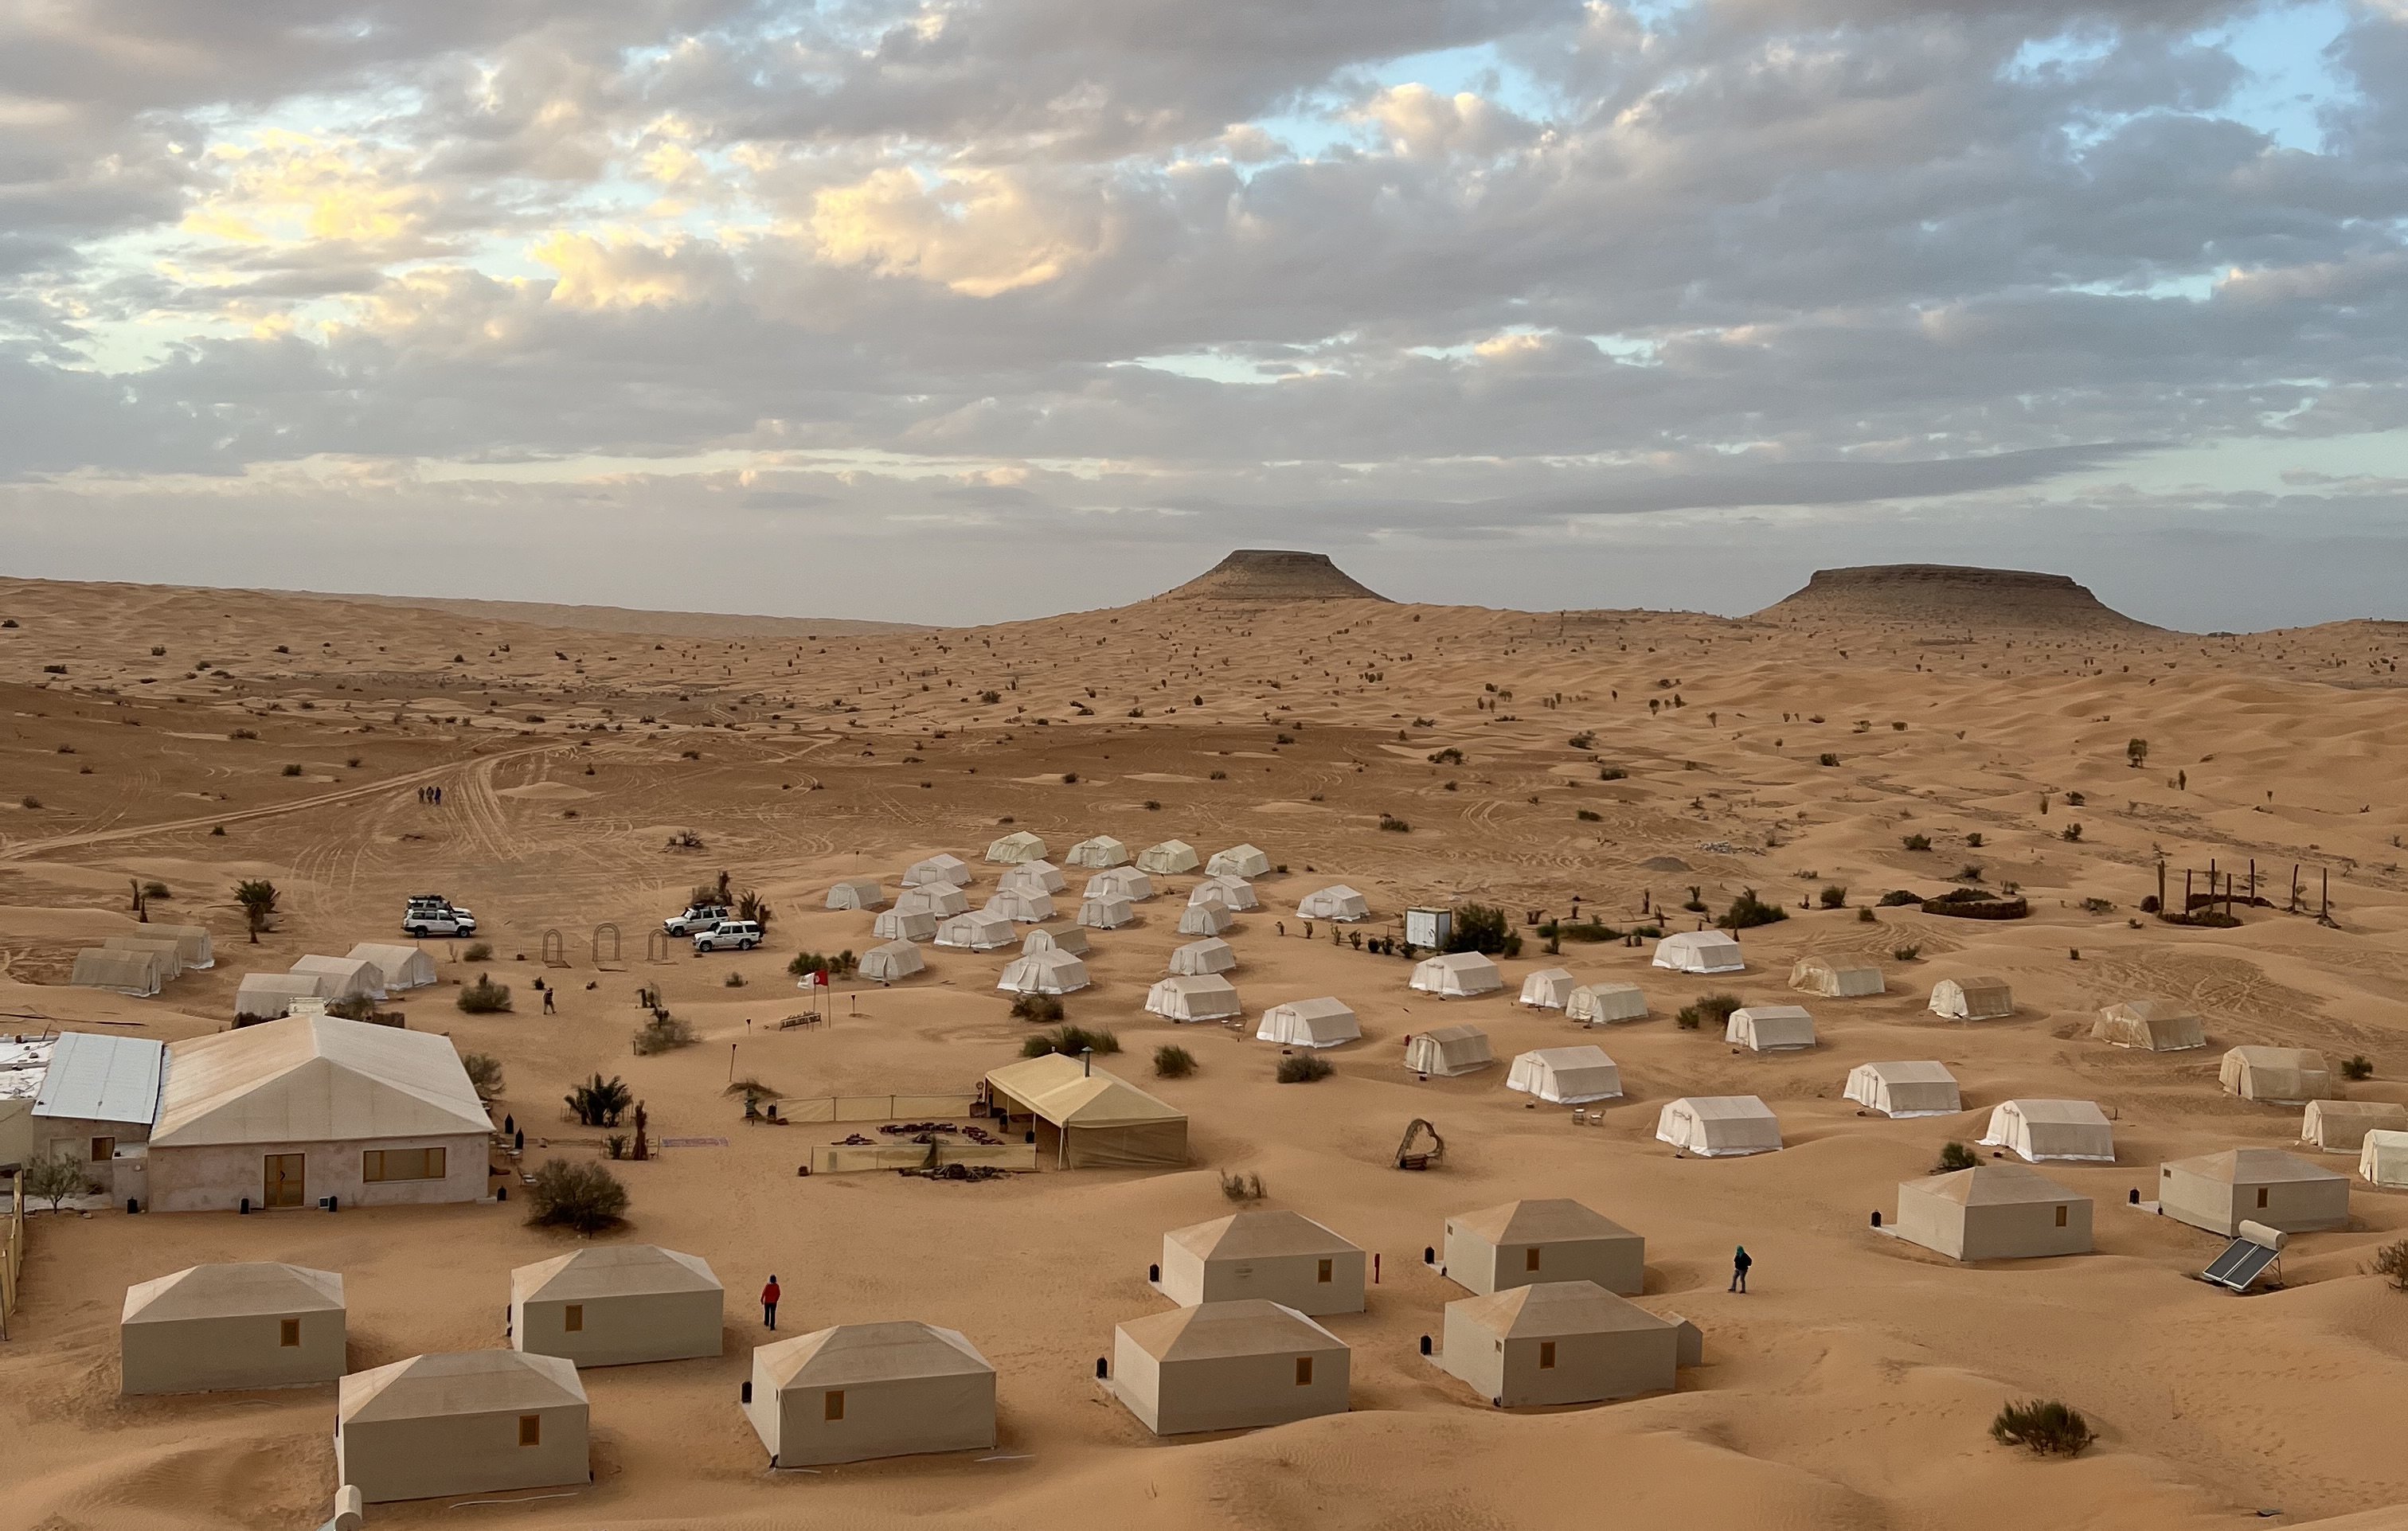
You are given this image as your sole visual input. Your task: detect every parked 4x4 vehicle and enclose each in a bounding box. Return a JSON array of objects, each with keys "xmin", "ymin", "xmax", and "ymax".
[
  {"xmin": 402, "ymin": 899, "xmax": 477, "ymax": 937},
  {"xmin": 663, "ymin": 904, "xmax": 732, "ymax": 936},
  {"xmin": 691, "ymin": 920, "xmax": 761, "ymax": 953}
]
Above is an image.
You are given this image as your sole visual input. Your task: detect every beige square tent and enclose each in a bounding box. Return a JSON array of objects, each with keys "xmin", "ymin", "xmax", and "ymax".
[
  {"xmin": 1136, "ymin": 840, "xmax": 1200, "ymax": 875},
  {"xmin": 2092, "ymin": 998, "xmax": 2207, "ymax": 1052},
  {"xmin": 825, "ymin": 878, "xmax": 887, "ymax": 911},
  {"xmin": 901, "ymin": 853, "xmax": 972, "ymax": 888},
  {"xmin": 143, "ymin": 924, "xmax": 217, "ymax": 969},
  {"xmin": 1567, "ymin": 982, "xmax": 1649, "ymax": 1025},
  {"xmin": 1506, "ymin": 1046, "xmax": 1622, "ymax": 1105},
  {"xmin": 1112, "ymin": 1299, "xmax": 1348, "ymax": 1437},
  {"xmin": 2219, "ymin": 1046, "xmax": 2335, "ymax": 1106},
  {"xmin": 1177, "ymin": 897, "xmax": 1235, "ymax": 937},
  {"xmin": 1297, "ymin": 885, "xmax": 1370, "ymax": 921},
  {"xmin": 2303, "ymin": 1099, "xmax": 2408, "ymax": 1153},
  {"xmin": 1207, "ymin": 844, "xmax": 1272, "ymax": 879},
  {"xmin": 1079, "ymin": 896, "xmax": 1136, "ymax": 930},
  {"xmin": 1519, "ymin": 968, "xmax": 1575, "ymax": 1010},
  {"xmin": 1170, "ymin": 938, "xmax": 1237, "ymax": 976},
  {"xmin": 1405, "ymin": 1025, "xmax": 1494, "ymax": 1077},
  {"xmin": 1257, "ymin": 998, "xmax": 1361, "ymax": 1049},
  {"xmin": 120, "ymin": 1261, "xmax": 346, "ymax": 1396},
  {"xmin": 337, "ymin": 1350, "xmax": 588, "ymax": 1505},
  {"xmin": 1655, "ymin": 1096, "xmax": 1781, "ymax": 1157},
  {"xmin": 983, "ymin": 1054, "xmax": 1188, "ymax": 1169},
  {"xmin": 1726, "ymin": 1005, "xmax": 1817, "ymax": 1052},
  {"xmin": 1066, "ymin": 836, "xmax": 1131, "ymax": 869},
  {"xmin": 1895, "ymin": 1164, "xmax": 2091, "ymax": 1261},
  {"xmin": 2360, "ymin": 1130, "xmax": 2408, "ymax": 1188},
  {"xmin": 1089, "ymin": 867, "xmax": 1155, "ymax": 901},
  {"xmin": 1158, "ymin": 1209, "xmax": 1366, "ymax": 1314},
  {"xmin": 1022, "ymin": 922, "xmax": 1091, "ymax": 957},
  {"xmin": 1199, "ymin": 875, "xmax": 1260, "ymax": 912},
  {"xmin": 1981, "ymin": 1099, "xmax": 2114, "ymax": 1162},
  {"xmin": 103, "ymin": 935, "xmax": 185, "ymax": 982},
  {"xmin": 1652, "ymin": 930, "xmax": 1744, "ymax": 974},
  {"xmin": 2160, "ymin": 1147, "xmax": 2348, "ymax": 1236},
  {"xmin": 934, "ymin": 912, "xmax": 1016, "ymax": 951},
  {"xmin": 1439, "ymin": 1282, "xmax": 1693, "ymax": 1408},
  {"xmin": 997, "ymin": 949, "xmax": 1090, "ymax": 995},
  {"xmin": 1147, "ymin": 974, "xmax": 1242, "ymax": 1022},
  {"xmin": 147, "ymin": 1014, "xmax": 491, "ymax": 1213},
  {"xmin": 291, "ymin": 955, "xmax": 386, "ymax": 1002},
  {"xmin": 1411, "ymin": 951, "xmax": 1503, "ymax": 998},
  {"xmin": 872, "ymin": 908, "xmax": 939, "ymax": 944},
  {"xmin": 234, "ymin": 970, "xmax": 335, "ymax": 1021},
  {"xmin": 1790, "ymin": 957, "xmax": 1885, "ymax": 998},
  {"xmin": 1001, "ymin": 860, "xmax": 1067, "ymax": 895},
  {"xmin": 983, "ymin": 889, "xmax": 1057, "ymax": 924},
  {"xmin": 1444, "ymin": 1199, "xmax": 1644, "ymax": 1295},
  {"xmin": 510, "ymin": 1244, "xmax": 721, "ymax": 1367},
  {"xmin": 897, "ymin": 884, "xmax": 971, "ymax": 919},
  {"xmin": 346, "ymin": 943, "xmax": 438, "ymax": 991},
  {"xmin": 1930, "ymin": 976, "xmax": 2015, "ymax": 1021},
  {"xmin": 986, "ymin": 830, "xmax": 1048, "ymax": 864},
  {"xmin": 857, "ymin": 939, "xmax": 926, "ymax": 982},
  {"xmin": 72, "ymin": 947, "xmax": 166, "ymax": 997},
  {"xmin": 1844, "ymin": 1061, "xmax": 1961, "ymax": 1118},
  {"xmin": 747, "ymin": 1322, "xmax": 996, "ymax": 1467}
]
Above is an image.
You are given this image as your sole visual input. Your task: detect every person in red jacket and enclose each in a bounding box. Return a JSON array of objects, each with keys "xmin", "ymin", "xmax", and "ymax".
[{"xmin": 760, "ymin": 1275, "xmax": 781, "ymax": 1330}]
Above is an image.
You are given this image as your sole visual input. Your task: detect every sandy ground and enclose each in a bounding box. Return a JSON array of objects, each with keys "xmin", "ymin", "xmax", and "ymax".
[{"xmin": 3, "ymin": 571, "xmax": 2408, "ymax": 1530}]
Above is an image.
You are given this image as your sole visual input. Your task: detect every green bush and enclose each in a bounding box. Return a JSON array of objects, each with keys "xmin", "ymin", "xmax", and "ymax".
[
  {"xmin": 457, "ymin": 974, "xmax": 513, "ymax": 1014},
  {"xmin": 1991, "ymin": 1399, "xmax": 2096, "ymax": 1457},
  {"xmin": 1818, "ymin": 885, "xmax": 1847, "ymax": 908},
  {"xmin": 462, "ymin": 1053, "xmax": 505, "ymax": 1099},
  {"xmin": 1022, "ymin": 1024, "xmax": 1117, "ymax": 1059},
  {"xmin": 1675, "ymin": 993, "xmax": 1744, "ymax": 1032},
  {"xmin": 1878, "ymin": 889, "xmax": 1921, "ymax": 907},
  {"xmin": 1444, "ymin": 903, "xmax": 1522, "ymax": 957},
  {"xmin": 281, "ymin": 763, "xmax": 304, "ymax": 776},
  {"xmin": 1276, "ymin": 1053, "xmax": 1334, "ymax": 1084},
  {"xmin": 1857, "ymin": 906, "xmax": 1877, "ymax": 923},
  {"xmin": 1010, "ymin": 992, "xmax": 1065, "ymax": 1024},
  {"xmin": 1902, "ymin": 834, "xmax": 1931, "ymax": 851},
  {"xmin": 1547, "ymin": 920, "xmax": 1622, "ymax": 943},
  {"xmin": 1154, "ymin": 1045, "xmax": 1197, "ymax": 1079},
  {"xmin": 524, "ymin": 1159, "xmax": 628, "ymax": 1235},
  {"xmin": 2341, "ymin": 1054, "xmax": 2375, "ymax": 1082},
  {"xmin": 1935, "ymin": 1141, "xmax": 1978, "ymax": 1172},
  {"xmin": 1718, "ymin": 889, "xmax": 1788, "ymax": 930},
  {"xmin": 1818, "ymin": 752, "xmax": 1840, "ymax": 767},
  {"xmin": 631, "ymin": 1011, "xmax": 696, "ymax": 1055},
  {"xmin": 788, "ymin": 949, "xmax": 857, "ymax": 978},
  {"xmin": 25, "ymin": 1151, "xmax": 92, "ymax": 1210},
  {"xmin": 1378, "ymin": 814, "xmax": 1411, "ymax": 833}
]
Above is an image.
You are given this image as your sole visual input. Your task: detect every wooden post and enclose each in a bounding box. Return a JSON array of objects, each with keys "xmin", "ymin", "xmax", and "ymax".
[
  {"xmin": 2158, "ymin": 861, "xmax": 2167, "ymax": 911},
  {"xmin": 2291, "ymin": 865, "xmax": 2301, "ymax": 913},
  {"xmin": 2248, "ymin": 859, "xmax": 2257, "ymax": 905},
  {"xmin": 2185, "ymin": 869, "xmax": 2194, "ymax": 911}
]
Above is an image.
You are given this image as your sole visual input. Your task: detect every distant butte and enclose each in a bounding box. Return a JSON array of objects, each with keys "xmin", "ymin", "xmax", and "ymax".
[
  {"xmin": 1753, "ymin": 564, "xmax": 2154, "ymax": 631},
  {"xmin": 1155, "ymin": 549, "xmax": 1392, "ymax": 603}
]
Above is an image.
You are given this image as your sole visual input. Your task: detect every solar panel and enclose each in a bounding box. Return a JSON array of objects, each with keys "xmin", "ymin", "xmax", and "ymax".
[{"xmin": 2203, "ymin": 1237, "xmax": 2281, "ymax": 1291}]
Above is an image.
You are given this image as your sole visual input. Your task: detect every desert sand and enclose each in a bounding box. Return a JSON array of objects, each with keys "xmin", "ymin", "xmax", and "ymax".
[{"xmin": 3, "ymin": 553, "xmax": 2408, "ymax": 1530}]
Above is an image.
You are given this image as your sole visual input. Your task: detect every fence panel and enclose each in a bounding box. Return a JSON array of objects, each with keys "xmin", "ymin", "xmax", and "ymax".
[
  {"xmin": 808, "ymin": 1142, "xmax": 1037, "ymax": 1175},
  {"xmin": 775, "ymin": 1094, "xmax": 980, "ymax": 1125}
]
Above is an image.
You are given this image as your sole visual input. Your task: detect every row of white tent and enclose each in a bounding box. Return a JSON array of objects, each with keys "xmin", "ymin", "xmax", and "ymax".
[
  {"xmin": 232, "ymin": 945, "xmax": 441, "ymax": 1021},
  {"xmin": 901, "ymin": 838, "xmax": 1271, "ymax": 882},
  {"xmin": 68, "ymin": 925, "xmax": 218, "ymax": 998}
]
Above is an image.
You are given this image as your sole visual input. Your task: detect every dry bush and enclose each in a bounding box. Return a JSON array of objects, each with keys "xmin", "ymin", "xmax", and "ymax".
[
  {"xmin": 1276, "ymin": 1053, "xmax": 1333, "ymax": 1084},
  {"xmin": 525, "ymin": 1159, "xmax": 628, "ymax": 1235},
  {"xmin": 1991, "ymin": 1399, "xmax": 2095, "ymax": 1457}
]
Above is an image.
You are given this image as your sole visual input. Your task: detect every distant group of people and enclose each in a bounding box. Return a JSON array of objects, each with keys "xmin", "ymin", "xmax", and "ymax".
[{"xmin": 416, "ymin": 784, "xmax": 444, "ymax": 805}]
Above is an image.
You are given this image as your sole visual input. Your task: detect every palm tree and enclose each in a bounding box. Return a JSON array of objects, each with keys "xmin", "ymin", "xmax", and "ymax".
[{"xmin": 234, "ymin": 880, "xmax": 280, "ymax": 943}]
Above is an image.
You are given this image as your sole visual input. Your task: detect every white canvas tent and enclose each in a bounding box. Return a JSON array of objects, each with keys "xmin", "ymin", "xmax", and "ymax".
[
  {"xmin": 2360, "ymin": 1130, "xmax": 2408, "ymax": 1188},
  {"xmin": 746, "ymin": 1322, "xmax": 996, "ymax": 1467},
  {"xmin": 987, "ymin": 831, "xmax": 1048, "ymax": 865},
  {"xmin": 901, "ymin": 853, "xmax": 972, "ymax": 888},
  {"xmin": 120, "ymin": 1261, "xmax": 346, "ymax": 1396},
  {"xmin": 1404, "ymin": 1025, "xmax": 1494, "ymax": 1077},
  {"xmin": 1065, "ymin": 836, "xmax": 1130, "ymax": 869},
  {"xmin": 2303, "ymin": 1099, "xmax": 2408, "ymax": 1153},
  {"xmin": 346, "ymin": 943, "xmax": 437, "ymax": 991},
  {"xmin": 337, "ymin": 1351, "xmax": 588, "ymax": 1505},
  {"xmin": 1206, "ymin": 844, "xmax": 1272, "ymax": 879},
  {"xmin": 1655, "ymin": 1096, "xmax": 1781, "ymax": 1156},
  {"xmin": 2092, "ymin": 998, "xmax": 2207, "ymax": 1052},
  {"xmin": 1652, "ymin": 931, "xmax": 1744, "ymax": 974},
  {"xmin": 897, "ymin": 885, "xmax": 971, "ymax": 919},
  {"xmin": 873, "ymin": 908, "xmax": 938, "ymax": 943},
  {"xmin": 1296, "ymin": 885, "xmax": 1370, "ymax": 921},
  {"xmin": 146, "ymin": 924, "xmax": 217, "ymax": 969},
  {"xmin": 1790, "ymin": 957, "xmax": 1885, "ymax": 998},
  {"xmin": 1112, "ymin": 1300, "xmax": 1347, "ymax": 1437},
  {"xmin": 1136, "ymin": 840, "xmax": 1200, "ymax": 875},
  {"xmin": 510, "ymin": 1244, "xmax": 722, "ymax": 1367},
  {"xmin": 996, "ymin": 950, "xmax": 1090, "ymax": 995},
  {"xmin": 983, "ymin": 1053, "xmax": 1188, "ymax": 1169},
  {"xmin": 2219, "ymin": 1046, "xmax": 2335, "ymax": 1105},
  {"xmin": 72, "ymin": 947, "xmax": 166, "ymax": 997},
  {"xmin": 1507, "ymin": 1046, "xmax": 1622, "ymax": 1104},
  {"xmin": 825, "ymin": 878, "xmax": 886, "ymax": 911},
  {"xmin": 1169, "ymin": 938, "xmax": 1237, "ymax": 976},
  {"xmin": 858, "ymin": 939, "xmax": 925, "ymax": 982},
  {"xmin": 1000, "ymin": 860, "xmax": 1067, "ymax": 895},
  {"xmin": 1567, "ymin": 982, "xmax": 1648, "ymax": 1025},
  {"xmin": 1078, "ymin": 896, "xmax": 1136, "ymax": 930},
  {"xmin": 1022, "ymin": 923, "xmax": 1090, "ymax": 956},
  {"xmin": 1725, "ymin": 1005, "xmax": 1816, "ymax": 1052},
  {"xmin": 1158, "ymin": 1210, "xmax": 1366, "ymax": 1314},
  {"xmin": 1895, "ymin": 1165, "xmax": 2092, "ymax": 1262},
  {"xmin": 291, "ymin": 955, "xmax": 386, "ymax": 1002},
  {"xmin": 1177, "ymin": 898, "xmax": 1234, "ymax": 936},
  {"xmin": 1086, "ymin": 868, "xmax": 1154, "ymax": 901},
  {"xmin": 1930, "ymin": 977, "xmax": 2015, "ymax": 1021},
  {"xmin": 1844, "ymin": 1061, "xmax": 1961, "ymax": 1117},
  {"xmin": 1411, "ymin": 951, "xmax": 1503, "ymax": 998},
  {"xmin": 1197, "ymin": 874, "xmax": 1259, "ymax": 912},
  {"xmin": 1147, "ymin": 975, "xmax": 1242, "ymax": 1022},
  {"xmin": 1443, "ymin": 1199, "xmax": 1645, "ymax": 1295},
  {"xmin": 1257, "ymin": 998, "xmax": 1360, "ymax": 1049},
  {"xmin": 1980, "ymin": 1099, "xmax": 2115, "ymax": 1162},
  {"xmin": 1438, "ymin": 1281, "xmax": 1690, "ymax": 1408},
  {"xmin": 233, "ymin": 971, "xmax": 335, "ymax": 1021},
  {"xmin": 2159, "ymin": 1147, "xmax": 2348, "ymax": 1236},
  {"xmin": 934, "ymin": 912, "xmax": 1016, "ymax": 951},
  {"xmin": 1519, "ymin": 968, "xmax": 1575, "ymax": 1010},
  {"xmin": 102, "ymin": 935, "xmax": 184, "ymax": 981},
  {"xmin": 982, "ymin": 889, "xmax": 1056, "ymax": 924}
]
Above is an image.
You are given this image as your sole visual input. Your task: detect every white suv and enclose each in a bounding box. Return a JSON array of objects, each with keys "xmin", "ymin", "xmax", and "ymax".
[
  {"xmin": 692, "ymin": 920, "xmax": 761, "ymax": 953},
  {"xmin": 663, "ymin": 904, "xmax": 731, "ymax": 935},
  {"xmin": 403, "ymin": 904, "xmax": 477, "ymax": 937}
]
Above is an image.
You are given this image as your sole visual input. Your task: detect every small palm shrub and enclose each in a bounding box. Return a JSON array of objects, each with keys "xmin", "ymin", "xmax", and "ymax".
[
  {"xmin": 1154, "ymin": 1045, "xmax": 1196, "ymax": 1079},
  {"xmin": 1991, "ymin": 1399, "xmax": 2096, "ymax": 1457}
]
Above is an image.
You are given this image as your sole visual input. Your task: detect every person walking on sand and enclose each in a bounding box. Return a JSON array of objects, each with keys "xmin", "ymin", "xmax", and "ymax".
[
  {"xmin": 760, "ymin": 1275, "xmax": 781, "ymax": 1330},
  {"xmin": 542, "ymin": 986, "xmax": 556, "ymax": 1014},
  {"xmin": 1729, "ymin": 1245, "xmax": 1752, "ymax": 1294}
]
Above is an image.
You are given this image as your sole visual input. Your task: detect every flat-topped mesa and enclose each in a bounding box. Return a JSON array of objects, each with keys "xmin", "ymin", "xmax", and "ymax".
[
  {"xmin": 1754, "ymin": 564, "xmax": 2153, "ymax": 631},
  {"xmin": 1155, "ymin": 550, "xmax": 1391, "ymax": 603}
]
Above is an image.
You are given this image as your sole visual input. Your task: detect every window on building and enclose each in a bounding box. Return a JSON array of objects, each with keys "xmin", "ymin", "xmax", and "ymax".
[
  {"xmin": 825, "ymin": 1390, "xmax": 846, "ymax": 1421},
  {"xmin": 565, "ymin": 1304, "xmax": 584, "ymax": 1333},
  {"xmin": 1539, "ymin": 1342, "xmax": 1557, "ymax": 1370},
  {"xmin": 90, "ymin": 1136, "xmax": 115, "ymax": 1162},
  {"xmin": 1295, "ymin": 1356, "xmax": 1313, "ymax": 1386},
  {"xmin": 1524, "ymin": 1248, "xmax": 1541, "ymax": 1272},
  {"xmin": 280, "ymin": 1318, "xmax": 301, "ymax": 1347},
  {"xmin": 2256, "ymin": 1187, "xmax": 2270, "ymax": 1209},
  {"xmin": 518, "ymin": 1415, "xmax": 541, "ymax": 1447},
  {"xmin": 1316, "ymin": 1259, "xmax": 1332, "ymax": 1283},
  {"xmin": 362, "ymin": 1146, "xmax": 448, "ymax": 1182},
  {"xmin": 2054, "ymin": 1205, "xmax": 2069, "ymax": 1228}
]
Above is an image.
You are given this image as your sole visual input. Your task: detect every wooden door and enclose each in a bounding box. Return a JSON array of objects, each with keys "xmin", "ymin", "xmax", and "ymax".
[{"xmin": 263, "ymin": 1153, "xmax": 306, "ymax": 1209}]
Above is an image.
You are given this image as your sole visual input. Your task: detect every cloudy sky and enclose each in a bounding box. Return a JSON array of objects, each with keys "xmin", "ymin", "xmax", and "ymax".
[{"xmin": 3, "ymin": 0, "xmax": 2404, "ymax": 629}]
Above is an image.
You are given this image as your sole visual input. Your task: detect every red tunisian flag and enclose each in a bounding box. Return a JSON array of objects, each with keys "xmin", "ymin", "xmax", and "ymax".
[{"xmin": 798, "ymin": 968, "xmax": 828, "ymax": 993}]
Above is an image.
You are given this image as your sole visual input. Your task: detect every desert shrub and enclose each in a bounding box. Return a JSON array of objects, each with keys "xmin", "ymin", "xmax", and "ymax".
[
  {"xmin": 457, "ymin": 974, "xmax": 513, "ymax": 1014},
  {"xmin": 1549, "ymin": 920, "xmax": 1621, "ymax": 943},
  {"xmin": 1154, "ymin": 1045, "xmax": 1197, "ymax": 1079},
  {"xmin": 2139, "ymin": 894, "xmax": 2163, "ymax": 914},
  {"xmin": 1208, "ymin": 769, "xmax": 1228, "ymax": 780},
  {"xmin": 2064, "ymin": 791, "xmax": 2086, "ymax": 807},
  {"xmin": 281, "ymin": 763, "xmax": 303, "ymax": 776},
  {"xmin": 2368, "ymin": 1238, "xmax": 2408, "ymax": 1292},
  {"xmin": 1857, "ymin": 907, "xmax": 1877, "ymax": 923},
  {"xmin": 735, "ymin": 889, "xmax": 772, "ymax": 928},
  {"xmin": 1378, "ymin": 814, "xmax": 1411, "ymax": 833},
  {"xmin": 1902, "ymin": 834, "xmax": 1932, "ymax": 851},
  {"xmin": 229, "ymin": 727, "xmax": 257, "ymax": 740},
  {"xmin": 1598, "ymin": 765, "xmax": 1628, "ymax": 780},
  {"xmin": 1220, "ymin": 1170, "xmax": 1266, "ymax": 1201},
  {"xmin": 1428, "ymin": 747, "xmax": 1465, "ymax": 765},
  {"xmin": 1577, "ymin": 808, "xmax": 1603, "ymax": 822},
  {"xmin": 631, "ymin": 1010, "xmax": 696, "ymax": 1054},
  {"xmin": 1955, "ymin": 865, "xmax": 1985, "ymax": 882},
  {"xmin": 1444, "ymin": 903, "xmax": 1521, "ymax": 956},
  {"xmin": 2340, "ymin": 1054, "xmax": 2375, "ymax": 1081},
  {"xmin": 1935, "ymin": 1141, "xmax": 1978, "ymax": 1172},
  {"xmin": 25, "ymin": 1151, "xmax": 92, "ymax": 1211},
  {"xmin": 1675, "ymin": 993, "xmax": 1744, "ymax": 1032},
  {"xmin": 525, "ymin": 1159, "xmax": 628, "ymax": 1235},
  {"xmin": 2125, "ymin": 737, "xmax": 2149, "ymax": 767},
  {"xmin": 1276, "ymin": 1053, "xmax": 1334, "ymax": 1084},
  {"xmin": 1022, "ymin": 1024, "xmax": 1118, "ymax": 1059},
  {"xmin": 1818, "ymin": 752, "xmax": 1841, "ymax": 767},
  {"xmin": 141, "ymin": 880, "xmax": 170, "ymax": 900},
  {"xmin": 788, "ymin": 950, "xmax": 857, "ymax": 978},
  {"xmin": 19, "ymin": 795, "xmax": 40, "ymax": 810},
  {"xmin": 1718, "ymin": 889, "xmax": 1788, "ymax": 930},
  {"xmin": 1010, "ymin": 992, "xmax": 1066, "ymax": 1024},
  {"xmin": 1683, "ymin": 885, "xmax": 1709, "ymax": 912},
  {"xmin": 2061, "ymin": 822, "xmax": 2083, "ymax": 842},
  {"xmin": 463, "ymin": 941, "xmax": 494, "ymax": 962},
  {"xmin": 324, "ymin": 995, "xmax": 404, "ymax": 1026},
  {"xmin": 1878, "ymin": 889, "xmax": 1921, "ymax": 907},
  {"xmin": 565, "ymin": 1073, "xmax": 632, "ymax": 1127},
  {"xmin": 1991, "ymin": 1399, "xmax": 2096, "ymax": 1457},
  {"xmin": 462, "ymin": 1053, "xmax": 505, "ymax": 1099},
  {"xmin": 723, "ymin": 971, "xmax": 747, "ymax": 987},
  {"xmin": 1819, "ymin": 885, "xmax": 1847, "ymax": 908},
  {"xmin": 1144, "ymin": 799, "xmax": 1161, "ymax": 810},
  {"xmin": 1568, "ymin": 731, "xmax": 1596, "ymax": 750},
  {"xmin": 1893, "ymin": 944, "xmax": 1921, "ymax": 961}
]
